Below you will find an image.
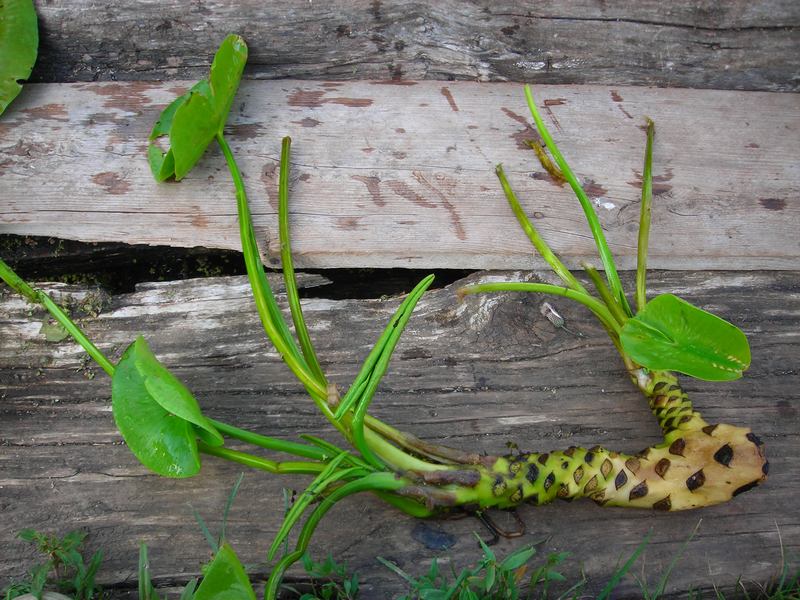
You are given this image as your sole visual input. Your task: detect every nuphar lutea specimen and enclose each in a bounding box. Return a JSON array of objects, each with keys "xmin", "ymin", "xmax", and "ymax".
[{"xmin": 0, "ymin": 36, "xmax": 767, "ymax": 597}]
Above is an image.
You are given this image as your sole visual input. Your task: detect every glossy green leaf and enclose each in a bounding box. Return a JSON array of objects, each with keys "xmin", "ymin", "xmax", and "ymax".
[
  {"xmin": 147, "ymin": 35, "xmax": 247, "ymax": 182},
  {"xmin": 147, "ymin": 94, "xmax": 186, "ymax": 181},
  {"xmin": 193, "ymin": 544, "xmax": 256, "ymax": 600},
  {"xmin": 170, "ymin": 91, "xmax": 219, "ymax": 180},
  {"xmin": 620, "ymin": 294, "xmax": 750, "ymax": 381},
  {"xmin": 112, "ymin": 337, "xmax": 209, "ymax": 477},
  {"xmin": 132, "ymin": 336, "xmax": 223, "ymax": 446},
  {"xmin": 0, "ymin": 0, "xmax": 38, "ymax": 116},
  {"xmin": 208, "ymin": 34, "xmax": 248, "ymax": 130}
]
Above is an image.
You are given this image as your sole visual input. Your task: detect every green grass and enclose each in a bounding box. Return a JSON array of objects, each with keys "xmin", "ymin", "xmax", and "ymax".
[{"xmin": 3, "ymin": 525, "xmax": 796, "ymax": 600}]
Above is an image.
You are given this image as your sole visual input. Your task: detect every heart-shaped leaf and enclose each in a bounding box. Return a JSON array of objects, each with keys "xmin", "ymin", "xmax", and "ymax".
[
  {"xmin": 112, "ymin": 337, "xmax": 221, "ymax": 477},
  {"xmin": 194, "ymin": 544, "xmax": 256, "ymax": 600},
  {"xmin": 132, "ymin": 336, "xmax": 223, "ymax": 447},
  {"xmin": 620, "ymin": 293, "xmax": 750, "ymax": 381},
  {"xmin": 148, "ymin": 35, "xmax": 247, "ymax": 181},
  {"xmin": 0, "ymin": 0, "xmax": 38, "ymax": 116}
]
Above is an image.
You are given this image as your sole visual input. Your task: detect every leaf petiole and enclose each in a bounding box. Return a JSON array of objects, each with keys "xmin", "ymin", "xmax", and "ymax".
[
  {"xmin": 0, "ymin": 258, "xmax": 116, "ymax": 377},
  {"xmin": 459, "ymin": 281, "xmax": 621, "ymax": 336},
  {"xmin": 264, "ymin": 472, "xmax": 406, "ymax": 600},
  {"xmin": 523, "ymin": 85, "xmax": 632, "ymax": 317},
  {"xmin": 216, "ymin": 134, "xmax": 335, "ymax": 407},
  {"xmin": 207, "ymin": 418, "xmax": 329, "ymax": 462},
  {"xmin": 495, "ymin": 164, "xmax": 587, "ymax": 294},
  {"xmin": 582, "ymin": 264, "xmax": 629, "ymax": 326},
  {"xmin": 197, "ymin": 442, "xmax": 328, "ymax": 475},
  {"xmin": 636, "ymin": 118, "xmax": 655, "ymax": 312},
  {"xmin": 278, "ymin": 136, "xmax": 327, "ymax": 385}
]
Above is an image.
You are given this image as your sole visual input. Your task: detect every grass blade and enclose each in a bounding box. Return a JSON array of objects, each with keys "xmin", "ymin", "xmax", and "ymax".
[
  {"xmin": 278, "ymin": 136, "xmax": 327, "ymax": 385},
  {"xmin": 636, "ymin": 118, "xmax": 655, "ymax": 313},
  {"xmin": 523, "ymin": 85, "xmax": 632, "ymax": 318},
  {"xmin": 191, "ymin": 505, "xmax": 219, "ymax": 553},
  {"xmin": 597, "ymin": 532, "xmax": 651, "ymax": 600},
  {"xmin": 377, "ymin": 556, "xmax": 419, "ymax": 586},
  {"xmin": 219, "ymin": 473, "xmax": 245, "ymax": 545},
  {"xmin": 650, "ymin": 520, "xmax": 701, "ymax": 599},
  {"xmin": 138, "ymin": 543, "xmax": 160, "ymax": 600}
]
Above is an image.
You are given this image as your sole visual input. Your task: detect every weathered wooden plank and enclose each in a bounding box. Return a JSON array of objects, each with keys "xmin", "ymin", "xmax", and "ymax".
[
  {"xmin": 28, "ymin": 1, "xmax": 800, "ymax": 91},
  {"xmin": 1, "ymin": 82, "xmax": 798, "ymax": 270},
  {"xmin": 1, "ymin": 271, "xmax": 798, "ymax": 597}
]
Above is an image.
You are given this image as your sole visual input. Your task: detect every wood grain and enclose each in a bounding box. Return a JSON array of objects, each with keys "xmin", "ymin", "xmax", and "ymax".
[
  {"xmin": 1, "ymin": 271, "xmax": 797, "ymax": 597},
  {"xmin": 1, "ymin": 81, "xmax": 799, "ymax": 270},
  {"xmin": 28, "ymin": 1, "xmax": 800, "ymax": 91}
]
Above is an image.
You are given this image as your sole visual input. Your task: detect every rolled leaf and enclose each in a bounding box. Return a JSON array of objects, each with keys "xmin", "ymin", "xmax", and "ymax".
[
  {"xmin": 0, "ymin": 0, "xmax": 38, "ymax": 115},
  {"xmin": 620, "ymin": 294, "xmax": 750, "ymax": 381},
  {"xmin": 147, "ymin": 34, "xmax": 247, "ymax": 181},
  {"xmin": 208, "ymin": 34, "xmax": 248, "ymax": 130}
]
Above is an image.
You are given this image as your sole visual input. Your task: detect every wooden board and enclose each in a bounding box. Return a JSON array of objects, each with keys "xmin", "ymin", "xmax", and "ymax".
[
  {"xmin": 1, "ymin": 271, "xmax": 797, "ymax": 597},
  {"xmin": 1, "ymin": 82, "xmax": 799, "ymax": 270},
  {"xmin": 29, "ymin": 1, "xmax": 800, "ymax": 92}
]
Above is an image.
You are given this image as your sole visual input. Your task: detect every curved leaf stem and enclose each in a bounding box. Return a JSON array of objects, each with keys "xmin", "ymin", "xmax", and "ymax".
[
  {"xmin": 298, "ymin": 434, "xmax": 372, "ymax": 469},
  {"xmin": 207, "ymin": 418, "xmax": 329, "ymax": 461},
  {"xmin": 636, "ymin": 118, "xmax": 655, "ymax": 312},
  {"xmin": 278, "ymin": 136, "xmax": 327, "ymax": 384},
  {"xmin": 0, "ymin": 258, "xmax": 116, "ymax": 377},
  {"xmin": 264, "ymin": 472, "xmax": 406, "ymax": 600},
  {"xmin": 459, "ymin": 281, "xmax": 621, "ymax": 336},
  {"xmin": 582, "ymin": 264, "xmax": 629, "ymax": 326},
  {"xmin": 198, "ymin": 441, "xmax": 327, "ymax": 475},
  {"xmin": 362, "ymin": 426, "xmax": 452, "ymax": 473},
  {"xmin": 364, "ymin": 415, "xmax": 479, "ymax": 465},
  {"xmin": 523, "ymin": 85, "xmax": 632, "ymax": 317},
  {"xmin": 495, "ymin": 164, "xmax": 586, "ymax": 294}
]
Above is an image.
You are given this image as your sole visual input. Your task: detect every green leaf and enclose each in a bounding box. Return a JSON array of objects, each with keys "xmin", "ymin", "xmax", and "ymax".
[
  {"xmin": 170, "ymin": 91, "xmax": 219, "ymax": 180},
  {"xmin": 208, "ymin": 35, "xmax": 248, "ymax": 130},
  {"xmin": 147, "ymin": 35, "xmax": 247, "ymax": 182},
  {"xmin": 180, "ymin": 579, "xmax": 199, "ymax": 600},
  {"xmin": 621, "ymin": 294, "xmax": 750, "ymax": 381},
  {"xmin": 0, "ymin": 0, "xmax": 38, "ymax": 116},
  {"xmin": 499, "ymin": 546, "xmax": 536, "ymax": 572},
  {"xmin": 112, "ymin": 338, "xmax": 206, "ymax": 477},
  {"xmin": 193, "ymin": 544, "xmax": 256, "ymax": 600},
  {"xmin": 132, "ymin": 337, "xmax": 223, "ymax": 446}
]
